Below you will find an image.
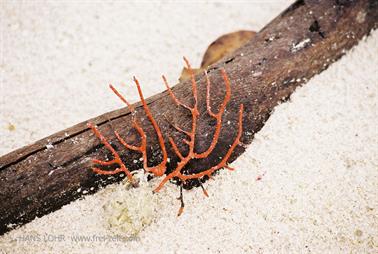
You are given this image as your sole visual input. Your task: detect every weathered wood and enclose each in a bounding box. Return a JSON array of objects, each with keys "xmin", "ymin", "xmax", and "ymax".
[{"xmin": 0, "ymin": 0, "xmax": 377, "ymax": 235}]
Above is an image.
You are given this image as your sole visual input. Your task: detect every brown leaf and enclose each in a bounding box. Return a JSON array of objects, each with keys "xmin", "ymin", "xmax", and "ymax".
[{"xmin": 179, "ymin": 30, "xmax": 256, "ymax": 82}]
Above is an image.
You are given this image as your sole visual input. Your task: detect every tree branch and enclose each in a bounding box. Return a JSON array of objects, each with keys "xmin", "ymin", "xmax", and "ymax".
[{"xmin": 0, "ymin": 0, "xmax": 377, "ymax": 235}]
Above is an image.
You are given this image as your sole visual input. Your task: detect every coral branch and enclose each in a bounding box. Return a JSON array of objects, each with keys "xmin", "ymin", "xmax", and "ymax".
[
  {"xmin": 114, "ymin": 130, "xmax": 142, "ymax": 151},
  {"xmin": 109, "ymin": 84, "xmax": 134, "ymax": 110},
  {"xmin": 152, "ymin": 61, "xmax": 243, "ymax": 199},
  {"xmin": 162, "ymin": 75, "xmax": 192, "ymax": 111},
  {"xmin": 133, "ymin": 77, "xmax": 168, "ymax": 176},
  {"xmin": 168, "ymin": 137, "xmax": 184, "ymax": 160},
  {"xmin": 199, "ymin": 182, "xmax": 209, "ymax": 197},
  {"xmin": 88, "ymin": 58, "xmax": 243, "ymax": 215},
  {"xmin": 153, "ymin": 104, "xmax": 244, "ymax": 192},
  {"xmin": 93, "ymin": 81, "xmax": 169, "ymax": 178},
  {"xmin": 92, "ymin": 159, "xmax": 117, "ymax": 166},
  {"xmin": 194, "ymin": 69, "xmax": 231, "ymax": 159},
  {"xmin": 170, "ymin": 123, "xmax": 191, "ymax": 137},
  {"xmin": 87, "ymin": 122, "xmax": 134, "ymax": 182},
  {"xmin": 178, "ymin": 104, "xmax": 244, "ymax": 181}
]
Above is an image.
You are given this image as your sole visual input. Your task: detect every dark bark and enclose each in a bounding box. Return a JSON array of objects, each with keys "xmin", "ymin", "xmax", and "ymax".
[{"xmin": 0, "ymin": 0, "xmax": 377, "ymax": 235}]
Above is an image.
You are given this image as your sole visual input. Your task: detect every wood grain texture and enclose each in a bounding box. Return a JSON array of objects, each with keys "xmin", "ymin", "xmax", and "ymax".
[{"xmin": 1, "ymin": 0, "xmax": 377, "ymax": 235}]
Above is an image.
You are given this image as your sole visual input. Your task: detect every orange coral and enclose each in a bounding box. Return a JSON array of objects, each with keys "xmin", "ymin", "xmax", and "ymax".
[{"xmin": 87, "ymin": 57, "xmax": 243, "ymax": 215}]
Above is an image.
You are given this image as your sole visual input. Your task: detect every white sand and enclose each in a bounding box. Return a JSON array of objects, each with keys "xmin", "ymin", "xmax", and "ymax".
[{"xmin": 1, "ymin": 1, "xmax": 377, "ymax": 253}]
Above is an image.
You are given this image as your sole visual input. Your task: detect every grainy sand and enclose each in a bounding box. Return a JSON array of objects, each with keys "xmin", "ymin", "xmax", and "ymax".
[{"xmin": 1, "ymin": 1, "xmax": 377, "ymax": 253}]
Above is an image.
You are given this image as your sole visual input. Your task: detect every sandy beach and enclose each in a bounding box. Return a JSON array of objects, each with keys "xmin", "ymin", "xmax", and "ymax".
[{"xmin": 1, "ymin": 1, "xmax": 377, "ymax": 253}]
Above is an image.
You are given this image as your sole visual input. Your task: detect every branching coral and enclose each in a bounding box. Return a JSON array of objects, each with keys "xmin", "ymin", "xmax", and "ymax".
[{"xmin": 87, "ymin": 57, "xmax": 243, "ymax": 215}]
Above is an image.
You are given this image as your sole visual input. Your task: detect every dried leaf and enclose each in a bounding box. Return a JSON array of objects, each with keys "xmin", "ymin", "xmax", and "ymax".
[{"xmin": 179, "ymin": 30, "xmax": 255, "ymax": 82}]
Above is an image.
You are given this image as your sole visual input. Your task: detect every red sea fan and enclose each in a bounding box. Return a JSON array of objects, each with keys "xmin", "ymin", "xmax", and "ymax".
[{"xmin": 87, "ymin": 57, "xmax": 243, "ymax": 215}]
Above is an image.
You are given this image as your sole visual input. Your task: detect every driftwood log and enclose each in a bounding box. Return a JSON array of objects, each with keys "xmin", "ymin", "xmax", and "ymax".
[{"xmin": 0, "ymin": 0, "xmax": 377, "ymax": 235}]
